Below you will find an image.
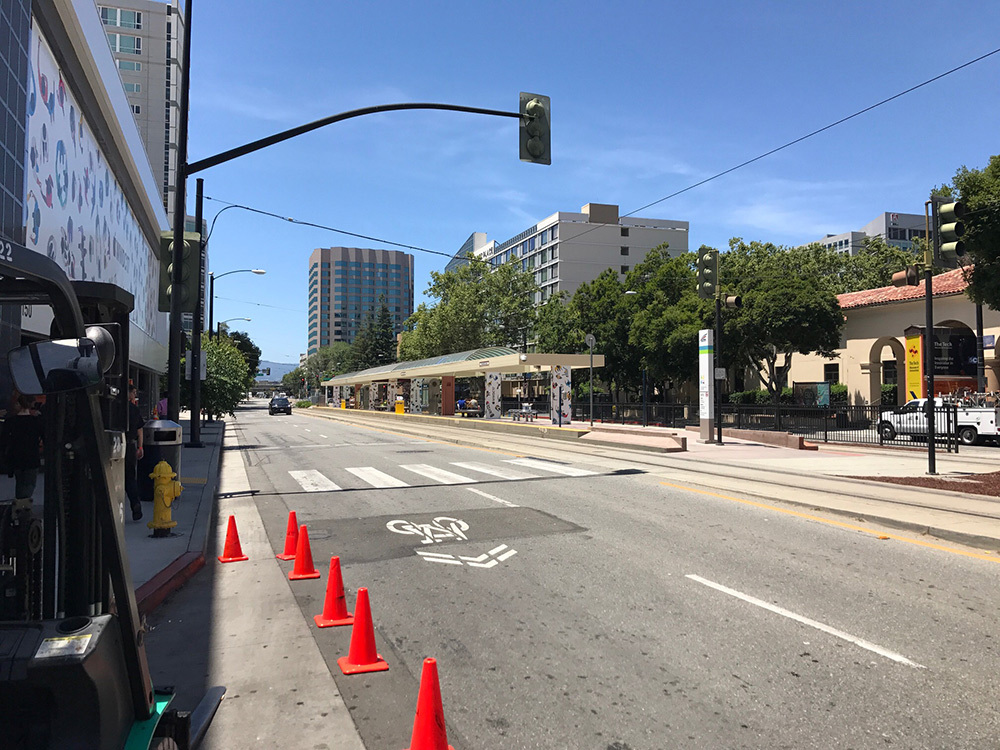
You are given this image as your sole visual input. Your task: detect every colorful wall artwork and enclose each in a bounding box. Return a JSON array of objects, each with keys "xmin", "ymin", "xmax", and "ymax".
[
  {"xmin": 485, "ymin": 371, "xmax": 502, "ymax": 419},
  {"xmin": 550, "ymin": 364, "xmax": 571, "ymax": 424},
  {"xmin": 23, "ymin": 29, "xmax": 162, "ymax": 341}
]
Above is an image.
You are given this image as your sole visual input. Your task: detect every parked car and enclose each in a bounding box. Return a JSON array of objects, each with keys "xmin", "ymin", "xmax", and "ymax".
[{"xmin": 269, "ymin": 396, "xmax": 292, "ymax": 415}]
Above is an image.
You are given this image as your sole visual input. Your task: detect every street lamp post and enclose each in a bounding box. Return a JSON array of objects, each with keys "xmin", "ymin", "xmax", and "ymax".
[
  {"xmin": 217, "ymin": 317, "xmax": 251, "ymax": 338},
  {"xmin": 585, "ymin": 333, "xmax": 596, "ymax": 426},
  {"xmin": 208, "ymin": 269, "xmax": 266, "ymax": 340}
]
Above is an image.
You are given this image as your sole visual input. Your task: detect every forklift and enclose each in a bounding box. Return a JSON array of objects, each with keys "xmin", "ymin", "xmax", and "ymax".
[{"xmin": 0, "ymin": 238, "xmax": 224, "ymax": 748}]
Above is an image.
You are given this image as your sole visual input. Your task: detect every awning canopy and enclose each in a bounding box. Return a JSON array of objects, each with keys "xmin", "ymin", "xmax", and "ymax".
[{"xmin": 322, "ymin": 347, "xmax": 604, "ymax": 387}]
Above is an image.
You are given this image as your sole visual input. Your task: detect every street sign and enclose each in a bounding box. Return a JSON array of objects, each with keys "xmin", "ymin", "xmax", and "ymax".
[
  {"xmin": 184, "ymin": 350, "xmax": 206, "ymax": 380},
  {"xmin": 984, "ymin": 334, "xmax": 995, "ymax": 349},
  {"xmin": 715, "ymin": 367, "xmax": 727, "ymax": 380},
  {"xmin": 585, "ymin": 333, "xmax": 596, "ymax": 349}
]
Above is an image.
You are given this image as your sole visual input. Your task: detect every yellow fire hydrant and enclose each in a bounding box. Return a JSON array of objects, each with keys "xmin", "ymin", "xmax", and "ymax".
[{"xmin": 147, "ymin": 460, "xmax": 182, "ymax": 536}]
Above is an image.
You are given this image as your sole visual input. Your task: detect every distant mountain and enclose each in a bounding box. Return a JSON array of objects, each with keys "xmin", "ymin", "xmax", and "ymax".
[{"xmin": 256, "ymin": 360, "xmax": 298, "ymax": 381}]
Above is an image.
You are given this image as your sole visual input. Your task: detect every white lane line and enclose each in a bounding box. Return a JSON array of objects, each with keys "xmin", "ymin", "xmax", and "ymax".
[
  {"xmin": 400, "ymin": 464, "xmax": 477, "ymax": 485},
  {"xmin": 505, "ymin": 458, "xmax": 597, "ymax": 477},
  {"xmin": 288, "ymin": 470, "xmax": 341, "ymax": 493},
  {"xmin": 466, "ymin": 487, "xmax": 519, "ymax": 507},
  {"xmin": 346, "ymin": 466, "xmax": 410, "ymax": 488},
  {"xmin": 319, "ymin": 434, "xmax": 328, "ymax": 438},
  {"xmin": 451, "ymin": 461, "xmax": 540, "ymax": 480},
  {"xmin": 685, "ymin": 574, "xmax": 925, "ymax": 669},
  {"xmin": 415, "ymin": 550, "xmax": 463, "ymax": 565},
  {"xmin": 304, "ymin": 429, "xmax": 312, "ymax": 432}
]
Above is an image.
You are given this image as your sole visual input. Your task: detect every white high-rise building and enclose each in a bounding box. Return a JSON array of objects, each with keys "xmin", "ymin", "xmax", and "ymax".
[
  {"xmin": 98, "ymin": 0, "xmax": 183, "ymax": 216},
  {"xmin": 449, "ymin": 203, "xmax": 689, "ymax": 304}
]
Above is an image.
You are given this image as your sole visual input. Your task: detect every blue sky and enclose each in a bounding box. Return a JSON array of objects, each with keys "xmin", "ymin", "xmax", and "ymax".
[{"xmin": 185, "ymin": 1, "xmax": 1000, "ymax": 364}]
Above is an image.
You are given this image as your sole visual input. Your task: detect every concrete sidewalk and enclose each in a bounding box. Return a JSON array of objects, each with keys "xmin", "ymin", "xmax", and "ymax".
[{"xmin": 126, "ymin": 414, "xmax": 226, "ymax": 615}]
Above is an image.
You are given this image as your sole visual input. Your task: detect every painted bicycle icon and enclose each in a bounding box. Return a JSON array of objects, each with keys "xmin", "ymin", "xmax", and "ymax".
[{"xmin": 386, "ymin": 516, "xmax": 470, "ymax": 545}]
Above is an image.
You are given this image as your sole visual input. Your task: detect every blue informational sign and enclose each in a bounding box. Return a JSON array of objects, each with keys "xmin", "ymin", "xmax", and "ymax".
[{"xmin": 984, "ymin": 334, "xmax": 995, "ymax": 349}]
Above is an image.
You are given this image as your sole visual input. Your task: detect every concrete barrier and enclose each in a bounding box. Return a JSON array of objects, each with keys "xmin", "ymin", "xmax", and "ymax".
[{"xmin": 684, "ymin": 425, "xmax": 818, "ymax": 450}]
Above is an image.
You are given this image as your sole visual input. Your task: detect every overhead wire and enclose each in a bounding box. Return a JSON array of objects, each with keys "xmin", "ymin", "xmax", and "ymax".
[{"xmin": 203, "ymin": 46, "xmax": 1000, "ymax": 262}]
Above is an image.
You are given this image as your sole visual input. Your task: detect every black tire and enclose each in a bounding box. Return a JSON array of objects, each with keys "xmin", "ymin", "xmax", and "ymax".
[
  {"xmin": 878, "ymin": 421, "xmax": 896, "ymax": 441},
  {"xmin": 959, "ymin": 426, "xmax": 979, "ymax": 446}
]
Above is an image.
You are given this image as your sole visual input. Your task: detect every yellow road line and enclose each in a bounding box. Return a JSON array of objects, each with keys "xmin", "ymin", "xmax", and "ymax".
[{"xmin": 658, "ymin": 480, "xmax": 999, "ymax": 564}]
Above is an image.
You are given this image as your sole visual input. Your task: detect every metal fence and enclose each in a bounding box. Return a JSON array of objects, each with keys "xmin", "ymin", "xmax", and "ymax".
[{"xmin": 571, "ymin": 401, "xmax": 962, "ymax": 450}]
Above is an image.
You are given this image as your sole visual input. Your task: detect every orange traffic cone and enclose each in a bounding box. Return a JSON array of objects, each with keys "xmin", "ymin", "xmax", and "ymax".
[
  {"xmin": 217, "ymin": 515, "xmax": 248, "ymax": 563},
  {"xmin": 404, "ymin": 658, "xmax": 455, "ymax": 750},
  {"xmin": 276, "ymin": 511, "xmax": 299, "ymax": 560},
  {"xmin": 337, "ymin": 587, "xmax": 388, "ymax": 674},
  {"xmin": 314, "ymin": 556, "xmax": 354, "ymax": 628},
  {"xmin": 288, "ymin": 525, "xmax": 320, "ymax": 580}
]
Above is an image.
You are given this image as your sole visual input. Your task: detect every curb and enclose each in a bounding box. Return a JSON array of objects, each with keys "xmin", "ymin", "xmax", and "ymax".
[{"xmin": 136, "ymin": 551, "xmax": 205, "ymax": 616}]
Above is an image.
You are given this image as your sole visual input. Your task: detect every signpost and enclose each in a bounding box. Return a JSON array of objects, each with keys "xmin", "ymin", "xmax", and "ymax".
[
  {"xmin": 586, "ymin": 333, "xmax": 596, "ymax": 426},
  {"xmin": 699, "ymin": 329, "xmax": 716, "ymax": 442}
]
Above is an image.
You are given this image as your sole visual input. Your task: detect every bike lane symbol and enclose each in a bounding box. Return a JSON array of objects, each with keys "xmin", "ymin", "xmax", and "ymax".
[{"xmin": 386, "ymin": 516, "xmax": 470, "ymax": 545}]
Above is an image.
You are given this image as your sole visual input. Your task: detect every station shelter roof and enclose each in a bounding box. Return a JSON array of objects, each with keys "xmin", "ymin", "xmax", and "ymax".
[{"xmin": 322, "ymin": 347, "xmax": 604, "ymax": 388}]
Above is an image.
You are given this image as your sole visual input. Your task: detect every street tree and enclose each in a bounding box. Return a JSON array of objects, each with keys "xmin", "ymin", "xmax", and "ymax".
[
  {"xmin": 722, "ymin": 239, "xmax": 843, "ymax": 402},
  {"xmin": 532, "ymin": 293, "xmax": 581, "ymax": 354},
  {"xmin": 370, "ymin": 299, "xmax": 398, "ymax": 367},
  {"xmin": 626, "ymin": 248, "xmax": 709, "ymax": 387},
  {"xmin": 197, "ymin": 334, "xmax": 252, "ymax": 418},
  {"xmin": 227, "ymin": 329, "xmax": 261, "ymax": 389},
  {"xmin": 943, "ymin": 155, "xmax": 1000, "ymax": 307},
  {"xmin": 570, "ymin": 268, "xmax": 640, "ymax": 399},
  {"xmin": 397, "ymin": 256, "xmax": 538, "ymax": 358}
]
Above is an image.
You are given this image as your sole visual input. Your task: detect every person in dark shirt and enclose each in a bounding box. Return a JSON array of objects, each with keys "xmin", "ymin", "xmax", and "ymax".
[
  {"xmin": 3, "ymin": 393, "xmax": 43, "ymax": 501},
  {"xmin": 126, "ymin": 386, "xmax": 145, "ymax": 521}
]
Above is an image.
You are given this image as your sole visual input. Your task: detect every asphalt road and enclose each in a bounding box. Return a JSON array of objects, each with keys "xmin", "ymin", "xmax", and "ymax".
[{"xmin": 149, "ymin": 402, "xmax": 1000, "ymax": 749}]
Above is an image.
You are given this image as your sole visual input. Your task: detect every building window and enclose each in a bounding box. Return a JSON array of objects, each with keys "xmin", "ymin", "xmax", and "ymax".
[
  {"xmin": 882, "ymin": 360, "xmax": 897, "ymax": 385},
  {"xmin": 621, "ymin": 227, "xmax": 629, "ymax": 237},
  {"xmin": 107, "ymin": 33, "xmax": 142, "ymax": 55},
  {"xmin": 620, "ymin": 246, "xmax": 629, "ymax": 256},
  {"xmin": 824, "ymin": 363, "xmax": 840, "ymax": 383},
  {"xmin": 124, "ymin": 82, "xmax": 141, "ymax": 93},
  {"xmin": 101, "ymin": 8, "xmax": 142, "ymax": 28},
  {"xmin": 620, "ymin": 265, "xmax": 629, "ymax": 274},
  {"xmin": 131, "ymin": 104, "xmax": 141, "ymax": 115},
  {"xmin": 118, "ymin": 59, "xmax": 142, "ymax": 72}
]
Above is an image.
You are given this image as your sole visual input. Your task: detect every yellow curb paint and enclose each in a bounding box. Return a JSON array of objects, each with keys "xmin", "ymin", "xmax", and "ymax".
[{"xmin": 658, "ymin": 480, "xmax": 1000, "ymax": 564}]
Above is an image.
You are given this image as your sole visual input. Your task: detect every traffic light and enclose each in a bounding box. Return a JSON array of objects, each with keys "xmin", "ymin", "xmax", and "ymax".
[
  {"xmin": 696, "ymin": 248, "xmax": 719, "ymax": 299},
  {"xmin": 932, "ymin": 198, "xmax": 966, "ymax": 268},
  {"xmin": 519, "ymin": 92, "xmax": 550, "ymax": 165},
  {"xmin": 723, "ymin": 295, "xmax": 742, "ymax": 309},
  {"xmin": 158, "ymin": 231, "xmax": 202, "ymax": 313},
  {"xmin": 892, "ymin": 265, "xmax": 920, "ymax": 287}
]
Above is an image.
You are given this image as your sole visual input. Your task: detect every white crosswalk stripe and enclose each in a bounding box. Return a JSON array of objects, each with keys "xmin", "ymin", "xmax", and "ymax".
[
  {"xmin": 504, "ymin": 458, "xmax": 597, "ymax": 476},
  {"xmin": 345, "ymin": 466, "xmax": 410, "ymax": 488},
  {"xmin": 288, "ymin": 470, "xmax": 341, "ymax": 492},
  {"xmin": 450, "ymin": 461, "xmax": 540, "ymax": 480},
  {"xmin": 399, "ymin": 464, "xmax": 477, "ymax": 484}
]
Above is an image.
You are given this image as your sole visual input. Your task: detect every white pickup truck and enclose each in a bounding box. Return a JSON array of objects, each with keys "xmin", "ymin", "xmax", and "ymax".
[{"xmin": 878, "ymin": 398, "xmax": 1000, "ymax": 445}]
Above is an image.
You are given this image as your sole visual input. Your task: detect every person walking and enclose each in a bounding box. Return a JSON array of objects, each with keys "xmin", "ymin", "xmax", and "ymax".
[
  {"xmin": 126, "ymin": 385, "xmax": 145, "ymax": 521},
  {"xmin": 3, "ymin": 393, "xmax": 43, "ymax": 502},
  {"xmin": 155, "ymin": 390, "xmax": 168, "ymax": 419}
]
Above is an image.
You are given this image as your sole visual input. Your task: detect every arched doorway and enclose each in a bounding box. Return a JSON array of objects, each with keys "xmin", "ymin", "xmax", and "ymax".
[{"xmin": 867, "ymin": 337, "xmax": 906, "ymax": 405}]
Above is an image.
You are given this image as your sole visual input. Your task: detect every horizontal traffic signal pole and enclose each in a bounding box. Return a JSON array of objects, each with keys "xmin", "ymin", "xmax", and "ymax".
[{"xmin": 187, "ymin": 102, "xmax": 531, "ymax": 175}]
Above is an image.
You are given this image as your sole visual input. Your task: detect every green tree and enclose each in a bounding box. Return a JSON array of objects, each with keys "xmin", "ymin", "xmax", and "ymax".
[
  {"xmin": 301, "ymin": 342, "xmax": 352, "ymax": 392},
  {"xmin": 626, "ymin": 248, "xmax": 709, "ymax": 386},
  {"xmin": 226, "ymin": 329, "xmax": 261, "ymax": 389},
  {"xmin": 397, "ymin": 256, "xmax": 539, "ymax": 359},
  {"xmin": 198, "ymin": 334, "xmax": 252, "ymax": 418},
  {"xmin": 533, "ymin": 293, "xmax": 581, "ymax": 354},
  {"xmin": 370, "ymin": 299, "xmax": 398, "ymax": 366},
  {"xmin": 944, "ymin": 155, "xmax": 1000, "ymax": 307},
  {"xmin": 722, "ymin": 239, "xmax": 844, "ymax": 402},
  {"xmin": 282, "ymin": 367, "xmax": 305, "ymax": 397},
  {"xmin": 345, "ymin": 314, "xmax": 375, "ymax": 371},
  {"xmin": 570, "ymin": 268, "xmax": 640, "ymax": 399}
]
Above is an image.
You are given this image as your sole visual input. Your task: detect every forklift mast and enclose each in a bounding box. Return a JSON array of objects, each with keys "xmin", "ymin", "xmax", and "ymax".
[{"xmin": 0, "ymin": 239, "xmax": 155, "ymax": 747}]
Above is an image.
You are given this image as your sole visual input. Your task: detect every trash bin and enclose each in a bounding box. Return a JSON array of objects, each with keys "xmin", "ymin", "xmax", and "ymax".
[{"xmin": 138, "ymin": 419, "xmax": 183, "ymax": 502}]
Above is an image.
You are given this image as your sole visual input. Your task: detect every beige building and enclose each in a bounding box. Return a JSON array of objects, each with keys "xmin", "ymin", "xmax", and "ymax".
[{"xmin": 784, "ymin": 268, "xmax": 1000, "ymax": 405}]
